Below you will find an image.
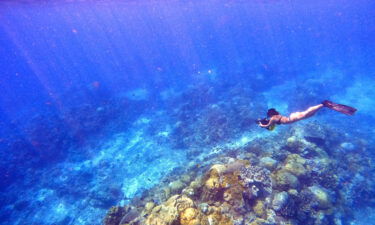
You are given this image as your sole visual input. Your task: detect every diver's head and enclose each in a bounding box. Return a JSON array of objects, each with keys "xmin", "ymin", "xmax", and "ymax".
[{"xmin": 267, "ymin": 108, "xmax": 280, "ymax": 118}]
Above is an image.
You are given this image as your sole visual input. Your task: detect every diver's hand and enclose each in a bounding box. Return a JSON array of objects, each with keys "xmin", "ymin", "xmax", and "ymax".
[
  {"xmin": 256, "ymin": 120, "xmax": 264, "ymax": 127},
  {"xmin": 259, "ymin": 123, "xmax": 269, "ymax": 128},
  {"xmin": 256, "ymin": 119, "xmax": 263, "ymax": 126}
]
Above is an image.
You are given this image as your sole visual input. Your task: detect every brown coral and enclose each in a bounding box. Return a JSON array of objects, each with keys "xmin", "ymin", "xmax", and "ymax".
[
  {"xmin": 206, "ymin": 210, "xmax": 233, "ymax": 225},
  {"xmin": 222, "ymin": 185, "xmax": 246, "ymax": 213}
]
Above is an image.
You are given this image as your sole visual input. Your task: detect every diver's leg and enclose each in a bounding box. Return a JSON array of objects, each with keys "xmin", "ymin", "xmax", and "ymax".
[
  {"xmin": 302, "ymin": 104, "xmax": 324, "ymax": 118},
  {"xmin": 288, "ymin": 112, "xmax": 302, "ymax": 122},
  {"xmin": 287, "ymin": 104, "xmax": 324, "ymax": 122}
]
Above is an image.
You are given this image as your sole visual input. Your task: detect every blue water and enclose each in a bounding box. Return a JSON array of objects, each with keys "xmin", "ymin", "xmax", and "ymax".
[{"xmin": 0, "ymin": 0, "xmax": 374, "ymax": 224}]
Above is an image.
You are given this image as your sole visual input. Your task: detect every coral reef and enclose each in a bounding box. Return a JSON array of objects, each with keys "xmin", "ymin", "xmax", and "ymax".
[{"xmin": 104, "ymin": 121, "xmax": 375, "ymax": 225}]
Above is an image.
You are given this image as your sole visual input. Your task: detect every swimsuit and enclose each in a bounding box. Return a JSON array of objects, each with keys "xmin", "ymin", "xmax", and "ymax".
[{"xmin": 276, "ymin": 116, "xmax": 282, "ymax": 125}]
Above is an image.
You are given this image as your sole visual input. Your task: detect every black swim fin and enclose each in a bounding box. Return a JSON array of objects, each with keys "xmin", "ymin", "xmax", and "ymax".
[{"xmin": 322, "ymin": 100, "xmax": 357, "ymax": 116}]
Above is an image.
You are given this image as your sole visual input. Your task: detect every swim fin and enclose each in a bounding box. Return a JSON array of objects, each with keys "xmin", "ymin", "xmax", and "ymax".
[{"xmin": 322, "ymin": 100, "xmax": 357, "ymax": 116}]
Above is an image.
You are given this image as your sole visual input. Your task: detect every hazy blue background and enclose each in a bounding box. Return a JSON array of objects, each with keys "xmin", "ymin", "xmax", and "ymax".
[
  {"xmin": 1, "ymin": 0, "xmax": 374, "ymax": 117},
  {"xmin": 0, "ymin": 0, "xmax": 374, "ymax": 224}
]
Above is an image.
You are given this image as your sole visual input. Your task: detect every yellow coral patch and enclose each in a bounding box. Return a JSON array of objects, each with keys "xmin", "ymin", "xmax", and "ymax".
[
  {"xmin": 180, "ymin": 208, "xmax": 200, "ymax": 225},
  {"xmin": 210, "ymin": 164, "xmax": 227, "ymax": 176},
  {"xmin": 253, "ymin": 200, "xmax": 266, "ymax": 218},
  {"xmin": 145, "ymin": 202, "xmax": 155, "ymax": 212},
  {"xmin": 205, "ymin": 177, "xmax": 220, "ymax": 189},
  {"xmin": 145, "ymin": 195, "xmax": 195, "ymax": 225}
]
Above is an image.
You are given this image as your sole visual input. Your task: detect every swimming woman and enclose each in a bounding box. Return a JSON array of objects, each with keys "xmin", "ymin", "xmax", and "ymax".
[{"xmin": 257, "ymin": 100, "xmax": 357, "ymax": 130}]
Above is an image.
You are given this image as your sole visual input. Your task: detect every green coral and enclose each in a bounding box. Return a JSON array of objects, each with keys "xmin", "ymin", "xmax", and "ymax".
[
  {"xmin": 284, "ymin": 154, "xmax": 308, "ymax": 177},
  {"xmin": 272, "ymin": 170, "xmax": 300, "ymax": 190}
]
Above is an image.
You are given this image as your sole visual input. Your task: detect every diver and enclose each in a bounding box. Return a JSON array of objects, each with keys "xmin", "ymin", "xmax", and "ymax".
[{"xmin": 257, "ymin": 100, "xmax": 357, "ymax": 130}]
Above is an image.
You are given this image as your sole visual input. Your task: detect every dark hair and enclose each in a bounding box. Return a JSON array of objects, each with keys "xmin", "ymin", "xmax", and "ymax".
[{"xmin": 267, "ymin": 108, "xmax": 280, "ymax": 117}]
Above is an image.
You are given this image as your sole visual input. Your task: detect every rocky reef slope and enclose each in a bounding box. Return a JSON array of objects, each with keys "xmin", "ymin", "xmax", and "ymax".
[{"xmin": 103, "ymin": 122, "xmax": 375, "ymax": 225}]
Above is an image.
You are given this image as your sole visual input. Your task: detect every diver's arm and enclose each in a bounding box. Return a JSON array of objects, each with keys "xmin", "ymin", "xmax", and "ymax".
[
  {"xmin": 258, "ymin": 117, "xmax": 276, "ymax": 128},
  {"xmin": 259, "ymin": 123, "xmax": 270, "ymax": 128}
]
